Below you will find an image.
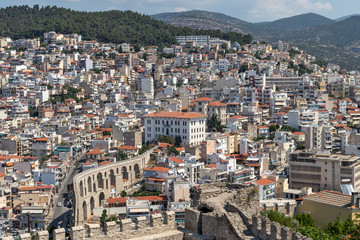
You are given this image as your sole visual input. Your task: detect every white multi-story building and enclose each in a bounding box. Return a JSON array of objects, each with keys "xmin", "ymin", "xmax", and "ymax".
[
  {"xmin": 143, "ymin": 111, "xmax": 206, "ymax": 146},
  {"xmin": 138, "ymin": 76, "xmax": 154, "ymax": 99},
  {"xmin": 176, "ymin": 35, "xmax": 210, "ymax": 46},
  {"xmin": 218, "ymin": 58, "xmax": 228, "ymax": 72}
]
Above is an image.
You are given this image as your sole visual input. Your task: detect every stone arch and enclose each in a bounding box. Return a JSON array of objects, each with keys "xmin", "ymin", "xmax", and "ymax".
[
  {"xmin": 116, "ymin": 168, "xmax": 119, "ymax": 174},
  {"xmin": 82, "ymin": 201, "xmax": 88, "ymax": 222},
  {"xmin": 88, "ymin": 177, "xmax": 92, "ymax": 193},
  {"xmin": 109, "ymin": 169, "xmax": 116, "ymax": 188},
  {"xmin": 129, "ymin": 165, "xmax": 132, "ymax": 171},
  {"xmin": 106, "ymin": 179, "xmax": 109, "ymax": 189},
  {"xmin": 93, "ymin": 183, "xmax": 96, "ymax": 192},
  {"xmin": 80, "ymin": 181, "xmax": 84, "ymax": 197},
  {"xmin": 85, "ymin": 186, "xmax": 87, "ymax": 196},
  {"xmin": 121, "ymin": 166, "xmax": 128, "ymax": 180},
  {"xmin": 99, "ymin": 192, "xmax": 105, "ymax": 207},
  {"xmin": 97, "ymin": 172, "xmax": 104, "ymax": 189},
  {"xmin": 90, "ymin": 196, "xmax": 95, "ymax": 215},
  {"xmin": 134, "ymin": 164, "xmax": 140, "ymax": 178}
]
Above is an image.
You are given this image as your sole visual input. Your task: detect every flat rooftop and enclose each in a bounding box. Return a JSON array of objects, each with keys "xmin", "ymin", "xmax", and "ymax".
[{"xmin": 301, "ymin": 190, "xmax": 355, "ymax": 208}]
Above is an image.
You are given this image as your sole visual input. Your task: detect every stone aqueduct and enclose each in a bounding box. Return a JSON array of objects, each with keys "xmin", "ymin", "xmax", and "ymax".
[{"xmin": 73, "ymin": 149, "xmax": 154, "ymax": 225}]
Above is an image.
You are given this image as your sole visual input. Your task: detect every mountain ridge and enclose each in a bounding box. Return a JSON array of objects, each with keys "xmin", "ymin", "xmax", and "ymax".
[{"xmin": 152, "ymin": 10, "xmax": 360, "ymax": 70}]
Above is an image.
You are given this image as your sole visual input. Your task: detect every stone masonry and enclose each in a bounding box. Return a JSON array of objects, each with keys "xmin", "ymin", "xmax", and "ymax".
[{"xmin": 18, "ymin": 211, "xmax": 182, "ymax": 240}]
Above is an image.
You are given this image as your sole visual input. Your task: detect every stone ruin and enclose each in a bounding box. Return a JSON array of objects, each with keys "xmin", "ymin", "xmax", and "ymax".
[
  {"xmin": 14, "ymin": 211, "xmax": 182, "ymax": 240},
  {"xmin": 184, "ymin": 183, "xmax": 311, "ymax": 240}
]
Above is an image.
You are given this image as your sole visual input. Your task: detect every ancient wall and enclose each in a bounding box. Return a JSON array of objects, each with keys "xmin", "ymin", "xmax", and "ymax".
[
  {"xmin": 73, "ymin": 147, "xmax": 155, "ymax": 225},
  {"xmin": 19, "ymin": 212, "xmax": 182, "ymax": 240},
  {"xmin": 185, "ymin": 183, "xmax": 311, "ymax": 240},
  {"xmin": 251, "ymin": 215, "xmax": 311, "ymax": 240}
]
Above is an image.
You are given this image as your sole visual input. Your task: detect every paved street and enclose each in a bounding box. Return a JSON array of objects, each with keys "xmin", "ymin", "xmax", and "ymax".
[{"xmin": 47, "ymin": 154, "xmax": 84, "ymax": 229}]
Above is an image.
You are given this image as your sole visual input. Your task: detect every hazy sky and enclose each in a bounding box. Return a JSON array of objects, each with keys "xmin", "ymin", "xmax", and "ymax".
[{"xmin": 0, "ymin": 0, "xmax": 357, "ymax": 22}]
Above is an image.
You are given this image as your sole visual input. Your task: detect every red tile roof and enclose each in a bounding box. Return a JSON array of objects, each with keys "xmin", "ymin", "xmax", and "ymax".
[
  {"xmin": 169, "ymin": 157, "xmax": 183, "ymax": 164},
  {"xmin": 144, "ymin": 111, "xmax": 206, "ymax": 119},
  {"xmin": 118, "ymin": 146, "xmax": 137, "ymax": 150},
  {"xmin": 144, "ymin": 166, "xmax": 171, "ymax": 172},
  {"xmin": 195, "ymin": 97, "xmax": 213, "ymax": 102},
  {"xmin": 254, "ymin": 178, "xmax": 275, "ymax": 186},
  {"xmin": 208, "ymin": 101, "xmax": 227, "ymax": 107}
]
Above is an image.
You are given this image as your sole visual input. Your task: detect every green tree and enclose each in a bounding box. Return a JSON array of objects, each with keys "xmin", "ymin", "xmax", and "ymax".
[
  {"xmin": 121, "ymin": 190, "xmax": 127, "ymax": 197},
  {"xmin": 239, "ymin": 64, "xmax": 248, "ymax": 73},
  {"xmin": 269, "ymin": 124, "xmax": 280, "ymax": 132},
  {"xmin": 281, "ymin": 125, "xmax": 298, "ymax": 132},
  {"xmin": 158, "ymin": 135, "xmax": 175, "ymax": 145},
  {"xmin": 139, "ymin": 145, "xmax": 150, "ymax": 155},
  {"xmin": 296, "ymin": 144, "xmax": 305, "ymax": 150},
  {"xmin": 221, "ymin": 42, "xmax": 228, "ymax": 49},
  {"xmin": 207, "ymin": 114, "xmax": 224, "ymax": 132},
  {"xmin": 100, "ymin": 209, "xmax": 107, "ymax": 224},
  {"xmin": 167, "ymin": 146, "xmax": 179, "ymax": 156},
  {"xmin": 116, "ymin": 150, "xmax": 127, "ymax": 161},
  {"xmin": 175, "ymin": 136, "xmax": 182, "ymax": 147},
  {"xmin": 254, "ymin": 51, "xmax": 261, "ymax": 60}
]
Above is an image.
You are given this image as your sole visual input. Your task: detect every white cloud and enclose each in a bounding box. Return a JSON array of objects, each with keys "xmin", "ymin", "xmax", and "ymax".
[
  {"xmin": 250, "ymin": 0, "xmax": 333, "ymax": 21},
  {"xmin": 174, "ymin": 7, "xmax": 188, "ymax": 12}
]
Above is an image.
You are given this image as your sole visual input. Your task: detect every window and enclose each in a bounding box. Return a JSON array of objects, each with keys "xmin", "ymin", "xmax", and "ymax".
[{"xmin": 147, "ymin": 120, "xmax": 151, "ymax": 124}]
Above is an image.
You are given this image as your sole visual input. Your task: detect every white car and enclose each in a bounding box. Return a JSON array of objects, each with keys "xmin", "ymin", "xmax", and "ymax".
[{"xmin": 57, "ymin": 202, "xmax": 62, "ymax": 207}]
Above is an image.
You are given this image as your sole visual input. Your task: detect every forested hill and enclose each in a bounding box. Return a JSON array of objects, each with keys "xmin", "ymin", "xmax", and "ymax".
[{"xmin": 0, "ymin": 5, "xmax": 252, "ymax": 46}]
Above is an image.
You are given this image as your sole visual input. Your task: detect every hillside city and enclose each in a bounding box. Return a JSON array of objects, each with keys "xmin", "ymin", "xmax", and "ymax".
[{"xmin": 0, "ymin": 28, "xmax": 360, "ymax": 240}]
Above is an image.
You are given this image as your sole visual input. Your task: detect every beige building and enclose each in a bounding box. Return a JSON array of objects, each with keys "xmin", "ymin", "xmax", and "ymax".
[
  {"xmin": 224, "ymin": 132, "xmax": 240, "ymax": 154},
  {"xmin": 289, "ymin": 151, "xmax": 360, "ymax": 192},
  {"xmin": 298, "ymin": 191, "xmax": 360, "ymax": 226},
  {"xmin": 191, "ymin": 97, "xmax": 228, "ymax": 125}
]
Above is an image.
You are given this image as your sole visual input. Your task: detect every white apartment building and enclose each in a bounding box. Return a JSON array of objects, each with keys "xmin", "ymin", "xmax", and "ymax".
[
  {"xmin": 138, "ymin": 76, "xmax": 154, "ymax": 99},
  {"xmin": 303, "ymin": 125, "xmax": 333, "ymax": 151},
  {"xmin": 218, "ymin": 59, "xmax": 228, "ymax": 72},
  {"xmin": 143, "ymin": 111, "xmax": 206, "ymax": 146},
  {"xmin": 176, "ymin": 35, "xmax": 210, "ymax": 46}
]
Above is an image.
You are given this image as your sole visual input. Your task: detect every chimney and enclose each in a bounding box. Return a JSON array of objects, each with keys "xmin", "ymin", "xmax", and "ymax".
[{"xmin": 351, "ymin": 192, "xmax": 359, "ymax": 207}]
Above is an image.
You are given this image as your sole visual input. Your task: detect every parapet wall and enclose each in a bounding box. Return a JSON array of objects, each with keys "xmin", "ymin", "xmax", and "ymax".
[
  {"xmin": 251, "ymin": 215, "xmax": 311, "ymax": 240},
  {"xmin": 19, "ymin": 212, "xmax": 179, "ymax": 240}
]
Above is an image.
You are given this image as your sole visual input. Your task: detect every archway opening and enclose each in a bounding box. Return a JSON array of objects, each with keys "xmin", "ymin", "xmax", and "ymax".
[
  {"xmin": 97, "ymin": 172, "xmax": 104, "ymax": 189},
  {"xmin": 121, "ymin": 166, "xmax": 128, "ymax": 180},
  {"xmin": 82, "ymin": 201, "xmax": 88, "ymax": 222},
  {"xmin": 134, "ymin": 164, "xmax": 141, "ymax": 178},
  {"xmin": 99, "ymin": 192, "xmax": 105, "ymax": 207}
]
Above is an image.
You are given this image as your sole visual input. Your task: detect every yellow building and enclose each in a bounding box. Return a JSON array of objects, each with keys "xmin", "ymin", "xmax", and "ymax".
[{"xmin": 297, "ymin": 191, "xmax": 360, "ymax": 226}]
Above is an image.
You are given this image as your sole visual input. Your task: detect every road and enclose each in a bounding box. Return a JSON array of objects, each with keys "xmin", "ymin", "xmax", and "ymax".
[{"xmin": 47, "ymin": 153, "xmax": 84, "ymax": 229}]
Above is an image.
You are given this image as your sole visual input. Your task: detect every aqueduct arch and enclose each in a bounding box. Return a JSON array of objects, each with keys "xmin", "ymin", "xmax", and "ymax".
[{"xmin": 73, "ymin": 148, "xmax": 154, "ymax": 225}]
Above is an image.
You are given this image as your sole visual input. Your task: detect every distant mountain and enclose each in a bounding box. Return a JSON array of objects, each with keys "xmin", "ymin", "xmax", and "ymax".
[
  {"xmin": 255, "ymin": 13, "xmax": 334, "ymax": 32},
  {"xmin": 152, "ymin": 10, "xmax": 360, "ymax": 70},
  {"xmin": 152, "ymin": 10, "xmax": 253, "ymax": 34},
  {"xmin": 335, "ymin": 14, "xmax": 360, "ymax": 22},
  {"xmin": 152, "ymin": 11, "xmax": 334, "ymax": 37},
  {"xmin": 277, "ymin": 16, "xmax": 360, "ymax": 47}
]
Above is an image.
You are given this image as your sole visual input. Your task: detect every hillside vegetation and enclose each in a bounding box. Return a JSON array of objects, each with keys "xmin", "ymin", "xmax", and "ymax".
[{"xmin": 0, "ymin": 5, "xmax": 252, "ymax": 46}]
